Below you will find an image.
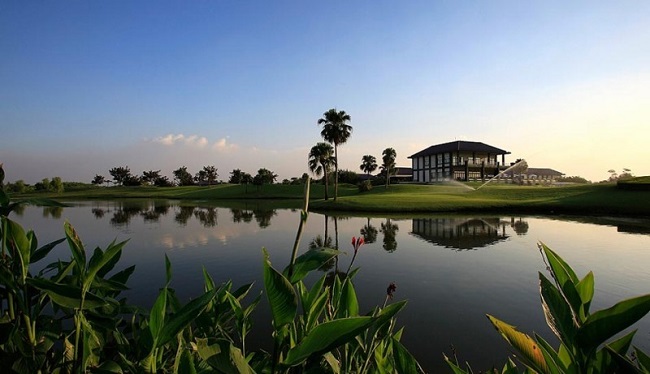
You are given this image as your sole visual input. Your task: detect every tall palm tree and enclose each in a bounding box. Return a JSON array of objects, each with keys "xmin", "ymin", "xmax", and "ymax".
[
  {"xmin": 360, "ymin": 155, "xmax": 378, "ymax": 178},
  {"xmin": 308, "ymin": 142, "xmax": 336, "ymax": 200},
  {"xmin": 381, "ymin": 147, "xmax": 397, "ymax": 188},
  {"xmin": 318, "ymin": 109, "xmax": 352, "ymax": 200}
]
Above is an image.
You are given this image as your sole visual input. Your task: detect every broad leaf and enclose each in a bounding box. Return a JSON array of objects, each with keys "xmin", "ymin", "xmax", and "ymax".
[
  {"xmin": 84, "ymin": 239, "xmax": 127, "ymax": 294},
  {"xmin": 157, "ymin": 288, "xmax": 217, "ymax": 347},
  {"xmin": 393, "ymin": 337, "xmax": 423, "ymax": 373},
  {"xmin": 337, "ymin": 278, "xmax": 359, "ymax": 318},
  {"xmin": 487, "ymin": 314, "xmax": 549, "ymax": 373},
  {"xmin": 284, "ymin": 316, "xmax": 376, "ymax": 366},
  {"xmin": 263, "ymin": 249, "xmax": 297, "ymax": 327},
  {"xmin": 65, "ymin": 221, "xmax": 86, "ymax": 274},
  {"xmin": 149, "ymin": 287, "xmax": 168, "ymax": 344},
  {"xmin": 27, "ymin": 277, "xmax": 107, "ymax": 309},
  {"xmin": 575, "ymin": 271, "xmax": 595, "ymax": 320},
  {"xmin": 31, "ymin": 237, "xmax": 65, "ymax": 264},
  {"xmin": 634, "ymin": 347, "xmax": 650, "ymax": 372},
  {"xmin": 283, "ymin": 248, "xmax": 340, "ymax": 284},
  {"xmin": 576, "ymin": 294, "xmax": 650, "ymax": 353},
  {"xmin": 6, "ymin": 218, "xmax": 31, "ymax": 281},
  {"xmin": 539, "ymin": 273, "xmax": 577, "ymax": 345}
]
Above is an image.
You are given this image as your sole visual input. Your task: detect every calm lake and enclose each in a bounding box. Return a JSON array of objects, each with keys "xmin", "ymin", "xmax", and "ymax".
[{"xmin": 11, "ymin": 199, "xmax": 650, "ymax": 372}]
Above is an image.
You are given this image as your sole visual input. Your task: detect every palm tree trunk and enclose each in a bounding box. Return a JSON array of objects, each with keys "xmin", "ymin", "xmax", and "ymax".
[
  {"xmin": 334, "ymin": 145, "xmax": 339, "ymax": 200},
  {"xmin": 323, "ymin": 168, "xmax": 329, "ymax": 200}
]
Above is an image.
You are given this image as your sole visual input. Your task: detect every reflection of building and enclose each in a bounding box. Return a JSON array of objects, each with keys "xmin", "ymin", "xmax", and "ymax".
[
  {"xmin": 410, "ymin": 217, "xmax": 510, "ymax": 250},
  {"xmin": 409, "ymin": 141, "xmax": 510, "ymax": 182}
]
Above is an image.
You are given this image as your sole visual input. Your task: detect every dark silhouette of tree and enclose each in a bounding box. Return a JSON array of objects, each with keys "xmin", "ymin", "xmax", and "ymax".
[
  {"xmin": 203, "ymin": 165, "xmax": 218, "ymax": 185},
  {"xmin": 109, "ymin": 166, "xmax": 132, "ymax": 186},
  {"xmin": 380, "ymin": 218, "xmax": 399, "ymax": 252},
  {"xmin": 360, "ymin": 155, "xmax": 378, "ymax": 178},
  {"xmin": 318, "ymin": 108, "xmax": 352, "ymax": 200},
  {"xmin": 231, "ymin": 208, "xmax": 254, "ymax": 223},
  {"xmin": 254, "ymin": 168, "xmax": 277, "ymax": 187},
  {"xmin": 194, "ymin": 207, "xmax": 217, "ymax": 227},
  {"xmin": 173, "ymin": 166, "xmax": 194, "ymax": 186},
  {"xmin": 91, "ymin": 175, "xmax": 106, "ymax": 186},
  {"xmin": 381, "ymin": 148, "xmax": 397, "ymax": 188},
  {"xmin": 253, "ymin": 208, "xmax": 277, "ymax": 228},
  {"xmin": 142, "ymin": 170, "xmax": 161, "ymax": 185},
  {"xmin": 229, "ymin": 169, "xmax": 244, "ymax": 184},
  {"xmin": 308, "ymin": 142, "xmax": 335, "ymax": 200},
  {"xmin": 154, "ymin": 176, "xmax": 173, "ymax": 187}
]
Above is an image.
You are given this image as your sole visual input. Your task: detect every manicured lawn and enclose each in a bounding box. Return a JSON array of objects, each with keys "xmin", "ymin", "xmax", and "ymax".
[{"xmin": 14, "ymin": 182, "xmax": 650, "ymax": 216}]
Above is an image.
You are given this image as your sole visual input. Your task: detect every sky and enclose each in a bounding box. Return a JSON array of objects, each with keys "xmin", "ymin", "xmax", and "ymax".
[{"xmin": 1, "ymin": 1, "xmax": 649, "ymax": 184}]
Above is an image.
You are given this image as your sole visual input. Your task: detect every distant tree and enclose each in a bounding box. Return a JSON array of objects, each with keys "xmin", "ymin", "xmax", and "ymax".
[
  {"xmin": 35, "ymin": 178, "xmax": 51, "ymax": 192},
  {"xmin": 109, "ymin": 166, "xmax": 132, "ymax": 186},
  {"xmin": 91, "ymin": 174, "xmax": 106, "ymax": 186},
  {"xmin": 318, "ymin": 108, "xmax": 352, "ymax": 200},
  {"xmin": 195, "ymin": 169, "xmax": 208, "ymax": 185},
  {"xmin": 241, "ymin": 172, "xmax": 253, "ymax": 192},
  {"xmin": 381, "ymin": 148, "xmax": 397, "ymax": 188},
  {"xmin": 173, "ymin": 166, "xmax": 194, "ymax": 186},
  {"xmin": 301, "ymin": 173, "xmax": 309, "ymax": 184},
  {"xmin": 308, "ymin": 142, "xmax": 336, "ymax": 200},
  {"xmin": 282, "ymin": 179, "xmax": 291, "ymax": 185},
  {"xmin": 229, "ymin": 169, "xmax": 244, "ymax": 184},
  {"xmin": 337, "ymin": 169, "xmax": 359, "ymax": 185},
  {"xmin": 202, "ymin": 165, "xmax": 218, "ymax": 185},
  {"xmin": 255, "ymin": 168, "xmax": 278, "ymax": 185},
  {"xmin": 619, "ymin": 168, "xmax": 634, "ymax": 180},
  {"xmin": 154, "ymin": 176, "xmax": 174, "ymax": 187},
  {"xmin": 360, "ymin": 155, "xmax": 378, "ymax": 178},
  {"xmin": 50, "ymin": 177, "xmax": 64, "ymax": 193},
  {"xmin": 141, "ymin": 170, "xmax": 161, "ymax": 185},
  {"xmin": 122, "ymin": 175, "xmax": 142, "ymax": 186},
  {"xmin": 6, "ymin": 180, "xmax": 27, "ymax": 193}
]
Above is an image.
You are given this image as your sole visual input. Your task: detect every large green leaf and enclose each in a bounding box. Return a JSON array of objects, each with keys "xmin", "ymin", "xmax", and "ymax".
[
  {"xmin": 6, "ymin": 218, "xmax": 31, "ymax": 282},
  {"xmin": 539, "ymin": 273, "xmax": 577, "ymax": 345},
  {"xmin": 283, "ymin": 248, "xmax": 340, "ymax": 284},
  {"xmin": 540, "ymin": 243, "xmax": 578, "ymax": 285},
  {"xmin": 263, "ymin": 249, "xmax": 297, "ymax": 327},
  {"xmin": 65, "ymin": 221, "xmax": 86, "ymax": 274},
  {"xmin": 157, "ymin": 288, "xmax": 217, "ymax": 347},
  {"xmin": 31, "ymin": 237, "xmax": 65, "ymax": 264},
  {"xmin": 392, "ymin": 337, "xmax": 423, "ymax": 373},
  {"xmin": 575, "ymin": 271, "xmax": 595, "ymax": 320},
  {"xmin": 149, "ymin": 287, "xmax": 168, "ymax": 345},
  {"xmin": 84, "ymin": 239, "xmax": 127, "ymax": 294},
  {"xmin": 337, "ymin": 278, "xmax": 359, "ymax": 318},
  {"xmin": 576, "ymin": 294, "xmax": 650, "ymax": 353},
  {"xmin": 634, "ymin": 346, "xmax": 650, "ymax": 372},
  {"xmin": 284, "ymin": 317, "xmax": 375, "ymax": 366},
  {"xmin": 27, "ymin": 277, "xmax": 107, "ymax": 309},
  {"xmin": 487, "ymin": 314, "xmax": 549, "ymax": 373}
]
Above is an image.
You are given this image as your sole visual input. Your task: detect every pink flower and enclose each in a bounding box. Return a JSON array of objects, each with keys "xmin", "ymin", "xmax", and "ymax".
[{"xmin": 351, "ymin": 236, "xmax": 364, "ymax": 252}]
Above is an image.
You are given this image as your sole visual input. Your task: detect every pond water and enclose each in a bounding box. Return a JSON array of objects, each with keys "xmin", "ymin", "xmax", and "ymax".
[{"xmin": 10, "ymin": 199, "xmax": 650, "ymax": 372}]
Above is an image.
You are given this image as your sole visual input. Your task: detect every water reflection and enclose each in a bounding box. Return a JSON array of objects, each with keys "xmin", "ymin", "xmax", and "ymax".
[
  {"xmin": 381, "ymin": 219, "xmax": 399, "ymax": 252},
  {"xmin": 42, "ymin": 206, "xmax": 63, "ymax": 219},
  {"xmin": 411, "ymin": 217, "xmax": 513, "ymax": 250}
]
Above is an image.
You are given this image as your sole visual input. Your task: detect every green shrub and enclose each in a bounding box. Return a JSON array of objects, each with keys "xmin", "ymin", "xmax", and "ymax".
[{"xmin": 358, "ymin": 179, "xmax": 373, "ymax": 192}]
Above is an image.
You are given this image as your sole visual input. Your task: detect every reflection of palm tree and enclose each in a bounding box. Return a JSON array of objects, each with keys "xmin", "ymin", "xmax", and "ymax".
[
  {"xmin": 380, "ymin": 218, "xmax": 399, "ymax": 252},
  {"xmin": 512, "ymin": 217, "xmax": 530, "ymax": 235},
  {"xmin": 309, "ymin": 235, "xmax": 335, "ymax": 272},
  {"xmin": 360, "ymin": 221, "xmax": 378, "ymax": 244}
]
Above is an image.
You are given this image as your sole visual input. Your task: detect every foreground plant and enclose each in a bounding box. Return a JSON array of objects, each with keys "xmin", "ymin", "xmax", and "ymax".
[
  {"xmin": 446, "ymin": 243, "xmax": 650, "ymax": 373},
  {"xmin": 0, "ymin": 166, "xmax": 422, "ymax": 373}
]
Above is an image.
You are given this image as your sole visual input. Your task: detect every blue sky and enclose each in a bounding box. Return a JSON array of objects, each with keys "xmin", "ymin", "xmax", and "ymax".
[{"xmin": 1, "ymin": 1, "xmax": 649, "ymax": 183}]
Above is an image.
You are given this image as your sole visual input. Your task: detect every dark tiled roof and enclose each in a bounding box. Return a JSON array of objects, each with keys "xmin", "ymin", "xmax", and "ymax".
[
  {"xmin": 408, "ymin": 141, "xmax": 510, "ymax": 158},
  {"xmin": 524, "ymin": 168, "xmax": 564, "ymax": 176}
]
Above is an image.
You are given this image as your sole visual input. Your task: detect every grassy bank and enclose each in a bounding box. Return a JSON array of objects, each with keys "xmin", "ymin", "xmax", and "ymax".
[{"xmin": 15, "ymin": 182, "xmax": 650, "ymax": 217}]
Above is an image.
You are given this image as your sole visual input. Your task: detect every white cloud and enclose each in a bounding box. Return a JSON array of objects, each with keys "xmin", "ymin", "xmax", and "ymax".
[
  {"xmin": 212, "ymin": 138, "xmax": 238, "ymax": 153},
  {"xmin": 153, "ymin": 134, "xmax": 209, "ymax": 148}
]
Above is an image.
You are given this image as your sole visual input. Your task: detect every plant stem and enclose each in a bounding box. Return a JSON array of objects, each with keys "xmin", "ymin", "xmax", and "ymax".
[{"xmin": 288, "ymin": 179, "xmax": 310, "ymax": 278}]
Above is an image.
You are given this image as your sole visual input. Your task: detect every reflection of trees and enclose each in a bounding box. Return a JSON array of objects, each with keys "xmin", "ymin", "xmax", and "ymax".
[
  {"xmin": 194, "ymin": 207, "xmax": 218, "ymax": 227},
  {"xmin": 42, "ymin": 206, "xmax": 63, "ymax": 219},
  {"xmin": 511, "ymin": 217, "xmax": 529, "ymax": 235},
  {"xmin": 380, "ymin": 219, "xmax": 399, "ymax": 252},
  {"xmin": 91, "ymin": 208, "xmax": 106, "ymax": 219},
  {"xmin": 253, "ymin": 209, "xmax": 277, "ymax": 229},
  {"xmin": 309, "ymin": 235, "xmax": 336, "ymax": 272},
  {"xmin": 110, "ymin": 205, "xmax": 142, "ymax": 226},
  {"xmin": 141, "ymin": 203, "xmax": 170, "ymax": 222},
  {"xmin": 231, "ymin": 209, "xmax": 254, "ymax": 223},
  {"xmin": 175, "ymin": 206, "xmax": 196, "ymax": 226},
  {"xmin": 12, "ymin": 204, "xmax": 26, "ymax": 216},
  {"xmin": 360, "ymin": 218, "xmax": 378, "ymax": 244}
]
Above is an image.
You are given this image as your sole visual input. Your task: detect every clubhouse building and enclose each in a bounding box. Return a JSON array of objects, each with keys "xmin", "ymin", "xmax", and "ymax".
[{"xmin": 408, "ymin": 141, "xmax": 510, "ymax": 182}]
